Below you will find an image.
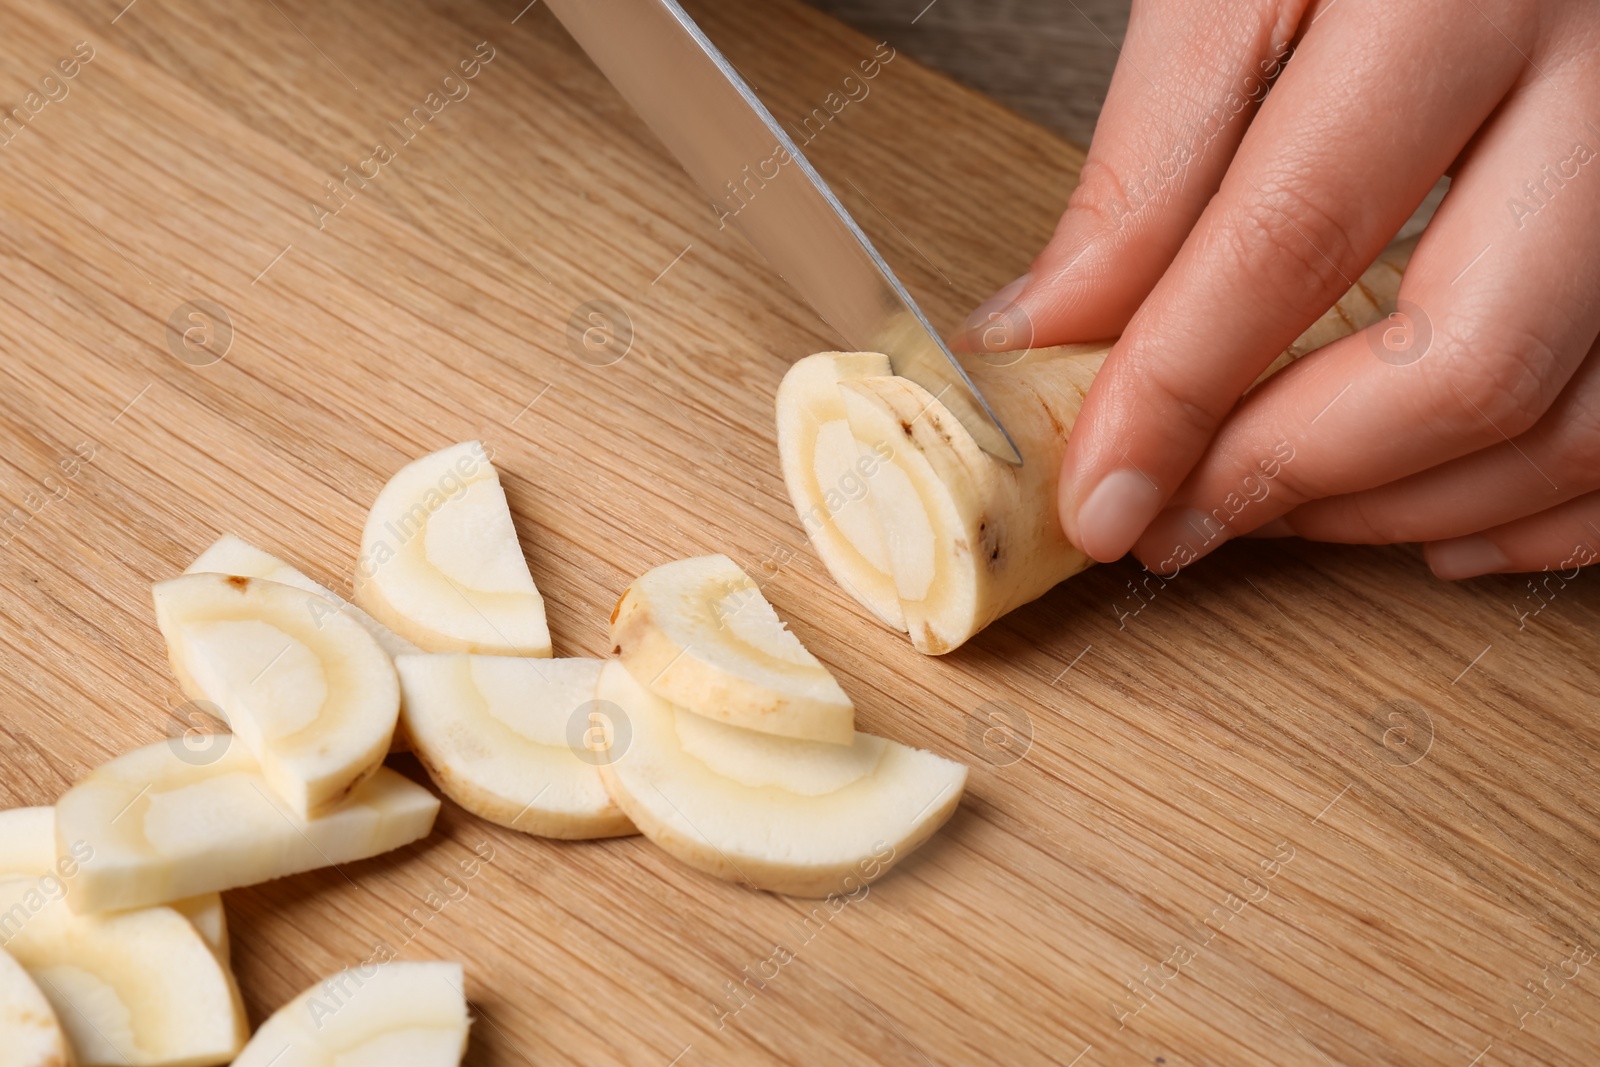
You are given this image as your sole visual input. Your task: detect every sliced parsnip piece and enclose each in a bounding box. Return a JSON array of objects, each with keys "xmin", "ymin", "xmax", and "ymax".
[
  {"xmin": 186, "ymin": 533, "xmax": 421, "ymax": 660},
  {"xmin": 154, "ymin": 573, "xmax": 400, "ymax": 820},
  {"xmin": 232, "ymin": 961, "xmax": 469, "ymax": 1067},
  {"xmin": 0, "ymin": 945, "xmax": 72, "ymax": 1067},
  {"xmin": 55, "ymin": 741, "xmax": 438, "ymax": 914},
  {"xmin": 0, "ymin": 807, "xmax": 228, "ymax": 963},
  {"xmin": 187, "ymin": 533, "xmax": 421, "ymax": 754},
  {"xmin": 610, "ymin": 555, "xmax": 853, "ymax": 744},
  {"xmin": 595, "ymin": 661, "xmax": 965, "ymax": 897},
  {"xmin": 0, "ymin": 875, "xmax": 246, "ymax": 1067},
  {"xmin": 396, "ymin": 654, "xmax": 634, "ymax": 838},
  {"xmin": 778, "ymin": 240, "xmax": 1417, "ymax": 653},
  {"xmin": 354, "ymin": 441, "xmax": 551, "ymax": 657}
]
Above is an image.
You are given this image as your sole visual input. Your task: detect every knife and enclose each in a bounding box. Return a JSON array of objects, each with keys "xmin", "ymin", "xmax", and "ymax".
[{"xmin": 545, "ymin": 0, "xmax": 1023, "ymax": 465}]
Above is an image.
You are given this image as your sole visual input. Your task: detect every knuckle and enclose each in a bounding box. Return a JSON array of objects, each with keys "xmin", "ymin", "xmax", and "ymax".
[
  {"xmin": 1213, "ymin": 178, "xmax": 1362, "ymax": 304},
  {"xmin": 1424, "ymin": 320, "xmax": 1563, "ymax": 441},
  {"xmin": 1543, "ymin": 387, "xmax": 1600, "ymax": 487},
  {"xmin": 1250, "ymin": 456, "xmax": 1318, "ymax": 513},
  {"xmin": 1342, "ymin": 492, "xmax": 1417, "ymax": 544},
  {"xmin": 1136, "ymin": 355, "xmax": 1230, "ymax": 449},
  {"xmin": 1066, "ymin": 156, "xmax": 1144, "ymax": 234}
]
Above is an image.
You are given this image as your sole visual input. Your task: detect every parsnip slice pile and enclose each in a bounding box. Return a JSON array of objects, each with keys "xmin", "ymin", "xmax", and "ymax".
[
  {"xmin": 596, "ymin": 661, "xmax": 965, "ymax": 897},
  {"xmin": 396, "ymin": 654, "xmax": 634, "ymax": 838},
  {"xmin": 154, "ymin": 573, "xmax": 401, "ymax": 820},
  {"xmin": 610, "ymin": 554, "xmax": 854, "ymax": 744},
  {"xmin": 354, "ymin": 441, "xmax": 551, "ymax": 657},
  {"xmin": 0, "ymin": 807, "xmax": 228, "ymax": 963},
  {"xmin": 55, "ymin": 741, "xmax": 438, "ymax": 913},
  {"xmin": 0, "ymin": 945, "xmax": 72, "ymax": 1067},
  {"xmin": 232, "ymin": 961, "xmax": 469, "ymax": 1067},
  {"xmin": 778, "ymin": 239, "xmax": 1416, "ymax": 653},
  {"xmin": 2, "ymin": 405, "xmax": 992, "ymax": 1067}
]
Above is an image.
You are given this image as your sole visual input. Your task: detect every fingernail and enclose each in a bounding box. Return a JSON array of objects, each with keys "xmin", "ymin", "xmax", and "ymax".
[
  {"xmin": 1072, "ymin": 469, "xmax": 1165, "ymax": 563},
  {"xmin": 1246, "ymin": 518, "xmax": 1295, "ymax": 539},
  {"xmin": 1425, "ymin": 536, "xmax": 1509, "ymax": 580},
  {"xmin": 954, "ymin": 273, "xmax": 1036, "ymax": 354},
  {"xmin": 959, "ymin": 272, "xmax": 1031, "ymax": 336}
]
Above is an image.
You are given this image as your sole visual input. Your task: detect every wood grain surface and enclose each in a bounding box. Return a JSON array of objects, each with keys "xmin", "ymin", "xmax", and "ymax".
[{"xmin": 1, "ymin": 2, "xmax": 1598, "ymax": 1065}]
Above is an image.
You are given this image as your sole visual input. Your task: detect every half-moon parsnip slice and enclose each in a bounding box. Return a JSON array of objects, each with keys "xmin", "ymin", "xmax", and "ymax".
[
  {"xmin": 55, "ymin": 741, "xmax": 438, "ymax": 914},
  {"xmin": 354, "ymin": 441, "xmax": 551, "ymax": 657},
  {"xmin": 610, "ymin": 555, "xmax": 853, "ymax": 744},
  {"xmin": 396, "ymin": 654, "xmax": 634, "ymax": 839},
  {"xmin": 186, "ymin": 533, "xmax": 421, "ymax": 754},
  {"xmin": 231, "ymin": 961, "xmax": 470, "ymax": 1067},
  {"xmin": 595, "ymin": 661, "xmax": 965, "ymax": 897},
  {"xmin": 154, "ymin": 573, "xmax": 400, "ymax": 820}
]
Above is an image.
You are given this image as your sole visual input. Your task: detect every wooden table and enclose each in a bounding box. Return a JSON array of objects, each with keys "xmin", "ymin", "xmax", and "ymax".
[{"xmin": 2, "ymin": 1, "xmax": 1597, "ymax": 1064}]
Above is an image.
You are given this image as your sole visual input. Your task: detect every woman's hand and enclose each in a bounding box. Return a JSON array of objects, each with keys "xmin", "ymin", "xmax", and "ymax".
[{"xmin": 957, "ymin": 0, "xmax": 1600, "ymax": 580}]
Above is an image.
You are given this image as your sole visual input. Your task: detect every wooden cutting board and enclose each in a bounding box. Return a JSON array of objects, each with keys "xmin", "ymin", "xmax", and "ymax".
[{"xmin": 1, "ymin": 1, "xmax": 1597, "ymax": 1064}]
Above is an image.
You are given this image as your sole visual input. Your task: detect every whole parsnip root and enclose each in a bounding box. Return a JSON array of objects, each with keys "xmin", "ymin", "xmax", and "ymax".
[{"xmin": 778, "ymin": 239, "xmax": 1415, "ymax": 654}]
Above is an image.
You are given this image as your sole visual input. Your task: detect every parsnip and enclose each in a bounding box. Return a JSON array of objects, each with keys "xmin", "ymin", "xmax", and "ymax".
[
  {"xmin": 231, "ymin": 961, "xmax": 469, "ymax": 1067},
  {"xmin": 595, "ymin": 661, "xmax": 966, "ymax": 897},
  {"xmin": 395, "ymin": 654, "xmax": 635, "ymax": 838},
  {"xmin": 153, "ymin": 573, "xmax": 400, "ymax": 820},
  {"xmin": 610, "ymin": 555, "xmax": 854, "ymax": 744},
  {"xmin": 354, "ymin": 441, "xmax": 552, "ymax": 657},
  {"xmin": 0, "ymin": 944, "xmax": 73, "ymax": 1067},
  {"xmin": 0, "ymin": 807, "xmax": 228, "ymax": 964},
  {"xmin": 55, "ymin": 741, "xmax": 438, "ymax": 914},
  {"xmin": 778, "ymin": 239, "xmax": 1415, "ymax": 653}
]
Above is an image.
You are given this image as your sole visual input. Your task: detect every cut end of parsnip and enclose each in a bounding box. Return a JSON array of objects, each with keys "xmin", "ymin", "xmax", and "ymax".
[
  {"xmin": 354, "ymin": 441, "xmax": 552, "ymax": 658},
  {"xmin": 154, "ymin": 573, "xmax": 401, "ymax": 820},
  {"xmin": 56, "ymin": 741, "xmax": 439, "ymax": 914},
  {"xmin": 232, "ymin": 961, "xmax": 470, "ymax": 1067},
  {"xmin": 610, "ymin": 555, "xmax": 854, "ymax": 745},
  {"xmin": 0, "ymin": 945, "xmax": 73, "ymax": 1067},
  {"xmin": 0, "ymin": 873, "xmax": 247, "ymax": 1067},
  {"xmin": 776, "ymin": 352, "xmax": 990, "ymax": 656},
  {"xmin": 776, "ymin": 351, "xmax": 1097, "ymax": 655},
  {"xmin": 396, "ymin": 654, "xmax": 635, "ymax": 839},
  {"xmin": 595, "ymin": 661, "xmax": 966, "ymax": 897},
  {"xmin": 775, "ymin": 352, "xmax": 905, "ymax": 630},
  {"xmin": 0, "ymin": 806, "xmax": 229, "ymax": 965}
]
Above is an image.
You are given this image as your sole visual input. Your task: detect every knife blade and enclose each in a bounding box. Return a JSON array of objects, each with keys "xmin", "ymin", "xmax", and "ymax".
[{"xmin": 545, "ymin": 0, "xmax": 1023, "ymax": 465}]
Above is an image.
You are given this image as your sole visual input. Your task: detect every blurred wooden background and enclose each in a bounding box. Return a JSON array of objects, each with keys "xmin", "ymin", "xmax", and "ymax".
[{"xmin": 808, "ymin": 0, "xmax": 1130, "ymax": 145}]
